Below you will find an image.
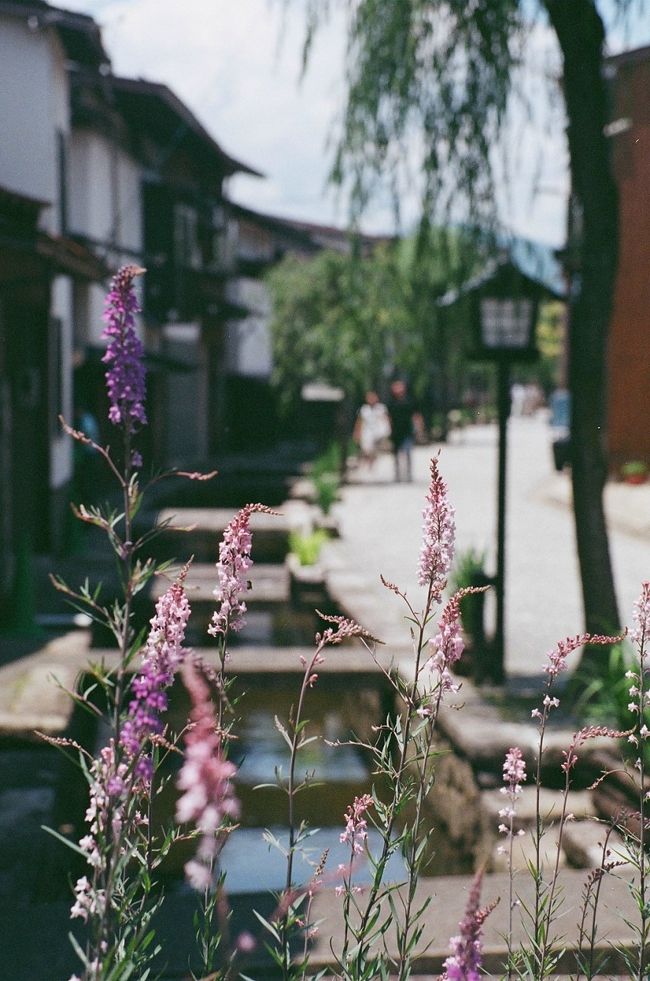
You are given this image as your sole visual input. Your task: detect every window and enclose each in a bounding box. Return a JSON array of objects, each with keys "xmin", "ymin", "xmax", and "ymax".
[{"xmin": 174, "ymin": 203, "xmax": 202, "ymax": 270}]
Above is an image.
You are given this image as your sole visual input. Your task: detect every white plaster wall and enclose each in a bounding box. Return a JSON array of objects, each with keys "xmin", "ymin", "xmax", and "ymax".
[
  {"xmin": 50, "ymin": 275, "xmax": 74, "ymax": 489},
  {"xmin": 69, "ymin": 129, "xmax": 142, "ymax": 252},
  {"xmin": 116, "ymin": 150, "xmax": 143, "ymax": 254},
  {"xmin": 226, "ymin": 277, "xmax": 273, "ymax": 378},
  {"xmin": 69, "ymin": 130, "xmax": 144, "ymax": 344},
  {"xmin": 0, "ymin": 17, "xmax": 69, "ymax": 233}
]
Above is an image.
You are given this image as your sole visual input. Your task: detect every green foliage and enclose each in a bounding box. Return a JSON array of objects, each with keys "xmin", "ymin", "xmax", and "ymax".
[
  {"xmin": 621, "ymin": 460, "xmax": 649, "ymax": 478},
  {"xmin": 267, "ymin": 244, "xmax": 416, "ymax": 410},
  {"xmin": 575, "ymin": 641, "xmax": 648, "ymax": 763},
  {"xmin": 450, "ymin": 546, "xmax": 489, "ymax": 644},
  {"xmin": 312, "ymin": 441, "xmax": 343, "ymax": 478},
  {"xmin": 302, "ymin": 0, "xmax": 523, "ymax": 230},
  {"xmin": 313, "ymin": 471, "xmax": 340, "ymax": 515},
  {"xmin": 267, "ymin": 230, "xmax": 488, "ymax": 417},
  {"xmin": 450, "ymin": 546, "xmax": 488, "ymax": 594},
  {"xmin": 288, "ymin": 528, "xmax": 330, "ymax": 566},
  {"xmin": 310, "ymin": 443, "xmax": 343, "ymax": 513}
]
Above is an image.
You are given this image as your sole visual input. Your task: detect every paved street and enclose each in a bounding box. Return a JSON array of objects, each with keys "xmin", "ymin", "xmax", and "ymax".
[{"xmin": 335, "ymin": 414, "xmax": 650, "ymax": 680}]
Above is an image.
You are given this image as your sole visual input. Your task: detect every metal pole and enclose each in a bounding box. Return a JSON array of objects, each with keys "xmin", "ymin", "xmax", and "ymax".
[{"xmin": 493, "ymin": 357, "xmax": 510, "ymax": 683}]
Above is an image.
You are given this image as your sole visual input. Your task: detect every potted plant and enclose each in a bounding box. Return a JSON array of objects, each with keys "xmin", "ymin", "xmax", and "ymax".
[
  {"xmin": 286, "ymin": 528, "xmax": 331, "ymax": 604},
  {"xmin": 620, "ymin": 460, "xmax": 648, "ymax": 485},
  {"xmin": 449, "ymin": 546, "xmax": 491, "ymax": 676}
]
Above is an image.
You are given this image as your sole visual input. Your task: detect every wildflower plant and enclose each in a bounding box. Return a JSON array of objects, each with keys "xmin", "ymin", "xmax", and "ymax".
[
  {"xmin": 498, "ymin": 746, "xmax": 527, "ymax": 970},
  {"xmin": 42, "ymin": 265, "xmax": 650, "ymax": 981},
  {"xmin": 48, "ymin": 266, "xmax": 219, "ymax": 979},
  {"xmin": 324, "ymin": 458, "xmax": 486, "ymax": 981},
  {"xmin": 614, "ymin": 580, "xmax": 650, "ymax": 980},
  {"xmin": 256, "ymin": 612, "xmax": 374, "ymax": 981}
]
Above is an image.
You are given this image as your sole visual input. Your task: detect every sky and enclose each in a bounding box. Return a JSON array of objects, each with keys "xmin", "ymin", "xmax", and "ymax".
[{"xmin": 60, "ymin": 0, "xmax": 650, "ymax": 247}]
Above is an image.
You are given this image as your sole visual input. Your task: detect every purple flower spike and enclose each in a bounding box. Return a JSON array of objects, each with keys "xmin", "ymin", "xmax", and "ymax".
[
  {"xmin": 102, "ymin": 265, "xmax": 147, "ymax": 432},
  {"xmin": 441, "ymin": 870, "xmax": 496, "ymax": 981}
]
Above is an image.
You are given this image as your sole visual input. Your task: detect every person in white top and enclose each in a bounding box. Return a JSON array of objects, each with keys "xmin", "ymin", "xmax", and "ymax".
[{"xmin": 353, "ymin": 390, "xmax": 391, "ymax": 469}]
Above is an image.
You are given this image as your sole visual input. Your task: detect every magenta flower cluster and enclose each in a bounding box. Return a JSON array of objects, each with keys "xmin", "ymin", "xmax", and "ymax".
[
  {"xmin": 339, "ymin": 793, "xmax": 373, "ymax": 854},
  {"xmin": 176, "ymin": 661, "xmax": 240, "ymax": 890},
  {"xmin": 121, "ymin": 572, "xmax": 191, "ymax": 780},
  {"xmin": 71, "ymin": 741, "xmax": 129, "ymax": 922},
  {"xmin": 441, "ymin": 870, "xmax": 491, "ymax": 981},
  {"xmin": 102, "ymin": 264, "xmax": 147, "ymax": 433},
  {"xmin": 497, "ymin": 746, "xmax": 527, "ymax": 851},
  {"xmin": 426, "ymin": 591, "xmax": 465, "ymax": 694},
  {"xmin": 336, "ymin": 793, "xmax": 373, "ymax": 896},
  {"xmin": 562, "ymin": 725, "xmax": 627, "ymax": 774},
  {"xmin": 208, "ymin": 503, "xmax": 273, "ymax": 638},
  {"xmin": 632, "ymin": 581, "xmax": 650, "ymax": 646},
  {"xmin": 417, "ymin": 457, "xmax": 455, "ymax": 598}
]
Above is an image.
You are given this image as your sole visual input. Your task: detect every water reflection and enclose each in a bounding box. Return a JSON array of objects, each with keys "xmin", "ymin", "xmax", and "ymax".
[{"xmin": 220, "ymin": 827, "xmax": 406, "ymax": 894}]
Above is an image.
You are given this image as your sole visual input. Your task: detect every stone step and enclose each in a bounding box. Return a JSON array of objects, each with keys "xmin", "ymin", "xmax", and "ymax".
[
  {"xmin": 308, "ymin": 868, "xmax": 639, "ymax": 976},
  {"xmin": 152, "ymin": 561, "xmax": 290, "ymax": 607},
  {"xmin": 143, "ymin": 500, "xmax": 314, "ymax": 564}
]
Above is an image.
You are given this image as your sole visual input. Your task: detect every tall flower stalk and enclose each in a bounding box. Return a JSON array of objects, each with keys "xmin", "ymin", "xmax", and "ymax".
[
  {"xmin": 272, "ymin": 613, "xmax": 372, "ymax": 980},
  {"xmin": 177, "ymin": 503, "xmax": 273, "ymax": 978},
  {"xmin": 53, "ymin": 266, "xmax": 214, "ymax": 979},
  {"xmin": 621, "ymin": 581, "xmax": 650, "ymax": 979},
  {"xmin": 101, "ymin": 265, "xmax": 147, "ymax": 741},
  {"xmin": 208, "ymin": 503, "xmax": 275, "ymax": 725},
  {"xmin": 526, "ymin": 632, "xmax": 620, "ymax": 978},
  {"xmin": 440, "ymin": 869, "xmax": 497, "ymax": 981},
  {"xmin": 337, "ymin": 457, "xmax": 476, "ymax": 980},
  {"xmin": 69, "ymin": 570, "xmax": 192, "ymax": 979},
  {"xmin": 498, "ymin": 746, "xmax": 526, "ymax": 976}
]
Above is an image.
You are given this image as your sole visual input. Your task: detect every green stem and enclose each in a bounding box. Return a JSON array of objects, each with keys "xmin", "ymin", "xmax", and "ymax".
[{"xmin": 352, "ymin": 579, "xmax": 436, "ymax": 977}]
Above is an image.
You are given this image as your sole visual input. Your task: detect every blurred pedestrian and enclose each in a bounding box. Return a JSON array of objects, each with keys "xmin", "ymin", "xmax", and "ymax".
[
  {"xmin": 353, "ymin": 390, "xmax": 391, "ymax": 471},
  {"xmin": 387, "ymin": 379, "xmax": 423, "ymax": 482}
]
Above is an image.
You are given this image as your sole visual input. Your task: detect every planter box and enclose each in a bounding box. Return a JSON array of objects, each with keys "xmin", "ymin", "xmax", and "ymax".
[{"xmin": 286, "ymin": 551, "xmax": 329, "ymax": 607}]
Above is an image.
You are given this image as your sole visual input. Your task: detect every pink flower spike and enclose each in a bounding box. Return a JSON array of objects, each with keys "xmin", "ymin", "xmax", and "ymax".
[
  {"xmin": 561, "ymin": 724, "xmax": 630, "ymax": 773},
  {"xmin": 503, "ymin": 746, "xmax": 526, "ymax": 788},
  {"xmin": 177, "ymin": 661, "xmax": 239, "ymax": 889},
  {"xmin": 120, "ymin": 568, "xmax": 191, "ymax": 781},
  {"xmin": 209, "ymin": 503, "xmax": 276, "ymax": 638},
  {"xmin": 417, "ymin": 457, "xmax": 455, "ymax": 598},
  {"xmin": 632, "ymin": 582, "xmax": 650, "ymax": 646},
  {"xmin": 428, "ymin": 591, "xmax": 465, "ymax": 671},
  {"xmin": 499, "ymin": 747, "xmax": 526, "ymax": 838},
  {"xmin": 340, "ymin": 794, "xmax": 373, "ymax": 855},
  {"xmin": 543, "ymin": 632, "xmax": 622, "ymax": 678}
]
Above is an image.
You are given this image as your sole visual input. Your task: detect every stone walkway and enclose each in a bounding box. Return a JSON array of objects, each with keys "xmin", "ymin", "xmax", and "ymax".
[{"xmin": 329, "ymin": 414, "xmax": 650, "ymax": 681}]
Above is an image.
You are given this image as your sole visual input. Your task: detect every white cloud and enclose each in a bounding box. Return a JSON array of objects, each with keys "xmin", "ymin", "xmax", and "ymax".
[
  {"xmin": 62, "ymin": 0, "xmax": 650, "ymax": 244},
  {"xmin": 72, "ymin": 0, "xmax": 353, "ymax": 227}
]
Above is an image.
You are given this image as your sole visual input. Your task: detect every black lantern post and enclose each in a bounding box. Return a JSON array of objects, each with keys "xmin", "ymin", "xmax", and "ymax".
[
  {"xmin": 477, "ymin": 292, "xmax": 537, "ymax": 682},
  {"xmin": 438, "ymin": 250, "xmax": 563, "ymax": 683}
]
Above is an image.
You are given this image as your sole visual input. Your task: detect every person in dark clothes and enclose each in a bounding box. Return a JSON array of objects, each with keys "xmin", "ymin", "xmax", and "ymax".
[{"xmin": 387, "ymin": 379, "xmax": 423, "ymax": 482}]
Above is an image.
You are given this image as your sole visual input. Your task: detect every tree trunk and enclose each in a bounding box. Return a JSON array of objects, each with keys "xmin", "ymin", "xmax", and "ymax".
[{"xmin": 545, "ymin": 0, "xmax": 621, "ymax": 670}]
